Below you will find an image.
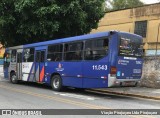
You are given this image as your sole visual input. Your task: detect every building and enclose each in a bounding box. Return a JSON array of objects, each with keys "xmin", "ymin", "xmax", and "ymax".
[{"xmin": 91, "ymin": 3, "xmax": 160, "ymax": 55}]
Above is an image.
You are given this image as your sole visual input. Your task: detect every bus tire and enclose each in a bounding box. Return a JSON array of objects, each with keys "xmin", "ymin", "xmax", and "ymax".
[
  {"xmin": 10, "ymin": 73, "xmax": 18, "ymax": 84},
  {"xmin": 51, "ymin": 75, "xmax": 63, "ymax": 91}
]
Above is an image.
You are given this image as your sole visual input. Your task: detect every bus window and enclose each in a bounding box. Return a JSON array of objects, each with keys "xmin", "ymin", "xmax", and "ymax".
[
  {"xmin": 84, "ymin": 38, "xmax": 109, "ymax": 60},
  {"xmin": 23, "ymin": 48, "xmax": 34, "ymax": 62},
  {"xmin": 11, "ymin": 50, "xmax": 17, "ymax": 62},
  {"xmin": 41, "ymin": 51, "xmax": 45, "ymax": 62},
  {"xmin": 119, "ymin": 34, "xmax": 143, "ymax": 57},
  {"xmin": 64, "ymin": 42, "xmax": 83, "ymax": 61},
  {"xmin": 47, "ymin": 44, "xmax": 63, "ymax": 61}
]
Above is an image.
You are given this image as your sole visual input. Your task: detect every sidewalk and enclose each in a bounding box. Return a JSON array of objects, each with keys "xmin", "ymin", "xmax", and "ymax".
[
  {"xmin": 0, "ymin": 65, "xmax": 3, "ymax": 77},
  {"xmin": 92, "ymin": 87, "xmax": 160, "ymax": 100}
]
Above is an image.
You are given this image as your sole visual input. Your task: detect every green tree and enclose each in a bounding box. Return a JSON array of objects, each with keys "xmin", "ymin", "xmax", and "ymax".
[
  {"xmin": 0, "ymin": 0, "xmax": 105, "ymax": 47},
  {"xmin": 106, "ymin": 0, "xmax": 144, "ymax": 11}
]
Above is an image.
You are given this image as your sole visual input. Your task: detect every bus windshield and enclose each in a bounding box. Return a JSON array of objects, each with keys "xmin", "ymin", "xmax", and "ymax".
[{"xmin": 119, "ymin": 33, "xmax": 143, "ymax": 57}]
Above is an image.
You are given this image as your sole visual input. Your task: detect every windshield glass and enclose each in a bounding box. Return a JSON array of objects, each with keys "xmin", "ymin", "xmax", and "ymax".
[{"xmin": 119, "ymin": 33, "xmax": 143, "ymax": 57}]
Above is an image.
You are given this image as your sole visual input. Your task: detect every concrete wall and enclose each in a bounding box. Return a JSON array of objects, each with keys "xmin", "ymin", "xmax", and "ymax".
[{"xmin": 140, "ymin": 56, "xmax": 160, "ymax": 88}]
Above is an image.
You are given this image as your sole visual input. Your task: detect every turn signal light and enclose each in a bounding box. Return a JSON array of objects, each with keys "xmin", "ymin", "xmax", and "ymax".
[{"xmin": 110, "ymin": 66, "xmax": 117, "ymax": 75}]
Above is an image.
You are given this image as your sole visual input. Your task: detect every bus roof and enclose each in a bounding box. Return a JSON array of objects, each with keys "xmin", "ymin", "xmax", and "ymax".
[
  {"xmin": 6, "ymin": 45, "xmax": 23, "ymax": 50},
  {"xmin": 24, "ymin": 31, "xmax": 114, "ymax": 48},
  {"xmin": 6, "ymin": 31, "xmax": 142, "ymax": 49}
]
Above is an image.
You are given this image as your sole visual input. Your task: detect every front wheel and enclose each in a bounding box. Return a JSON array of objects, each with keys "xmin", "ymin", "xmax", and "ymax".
[
  {"xmin": 10, "ymin": 73, "xmax": 18, "ymax": 84},
  {"xmin": 51, "ymin": 75, "xmax": 63, "ymax": 91}
]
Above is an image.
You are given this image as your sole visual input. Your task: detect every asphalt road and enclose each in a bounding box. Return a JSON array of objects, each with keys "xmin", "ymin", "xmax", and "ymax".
[{"xmin": 0, "ymin": 73, "xmax": 160, "ymax": 118}]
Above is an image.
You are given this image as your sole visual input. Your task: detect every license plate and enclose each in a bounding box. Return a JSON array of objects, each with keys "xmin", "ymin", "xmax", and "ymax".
[
  {"xmin": 123, "ymin": 81, "xmax": 135, "ymax": 86},
  {"xmin": 133, "ymin": 69, "xmax": 141, "ymax": 73}
]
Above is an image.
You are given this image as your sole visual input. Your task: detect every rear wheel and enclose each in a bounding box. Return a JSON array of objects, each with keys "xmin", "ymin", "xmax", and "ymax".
[
  {"xmin": 51, "ymin": 75, "xmax": 63, "ymax": 91},
  {"xmin": 10, "ymin": 73, "xmax": 18, "ymax": 84}
]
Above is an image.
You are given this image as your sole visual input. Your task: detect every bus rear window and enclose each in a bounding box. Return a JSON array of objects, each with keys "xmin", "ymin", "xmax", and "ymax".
[{"xmin": 119, "ymin": 33, "xmax": 143, "ymax": 57}]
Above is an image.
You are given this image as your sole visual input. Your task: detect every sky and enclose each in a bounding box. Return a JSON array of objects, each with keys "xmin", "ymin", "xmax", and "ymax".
[{"xmin": 140, "ymin": 0, "xmax": 160, "ymax": 4}]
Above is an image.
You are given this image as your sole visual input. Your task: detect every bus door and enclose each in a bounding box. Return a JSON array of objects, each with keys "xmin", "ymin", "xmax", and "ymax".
[
  {"xmin": 35, "ymin": 49, "xmax": 46, "ymax": 82},
  {"xmin": 17, "ymin": 49, "xmax": 23, "ymax": 80}
]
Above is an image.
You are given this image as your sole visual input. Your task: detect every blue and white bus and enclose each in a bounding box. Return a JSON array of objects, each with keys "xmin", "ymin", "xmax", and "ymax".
[{"xmin": 3, "ymin": 31, "xmax": 143, "ymax": 91}]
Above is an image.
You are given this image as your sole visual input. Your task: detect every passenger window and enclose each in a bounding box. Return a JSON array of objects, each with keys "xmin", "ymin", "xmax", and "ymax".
[
  {"xmin": 64, "ymin": 42, "xmax": 83, "ymax": 61},
  {"xmin": 84, "ymin": 38, "xmax": 109, "ymax": 60},
  {"xmin": 11, "ymin": 50, "xmax": 17, "ymax": 62},
  {"xmin": 47, "ymin": 44, "xmax": 63, "ymax": 61},
  {"xmin": 23, "ymin": 48, "xmax": 35, "ymax": 62}
]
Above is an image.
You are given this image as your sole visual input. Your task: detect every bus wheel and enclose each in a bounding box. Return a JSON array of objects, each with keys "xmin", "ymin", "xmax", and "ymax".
[
  {"xmin": 10, "ymin": 73, "xmax": 18, "ymax": 84},
  {"xmin": 51, "ymin": 75, "xmax": 63, "ymax": 91}
]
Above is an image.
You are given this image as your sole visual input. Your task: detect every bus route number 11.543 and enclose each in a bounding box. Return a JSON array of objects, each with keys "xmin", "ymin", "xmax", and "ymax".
[{"xmin": 92, "ymin": 65, "xmax": 107, "ymax": 70}]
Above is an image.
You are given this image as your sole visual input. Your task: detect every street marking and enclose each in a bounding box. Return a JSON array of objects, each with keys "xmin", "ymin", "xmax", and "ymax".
[{"xmin": 53, "ymin": 92, "xmax": 95, "ymax": 100}]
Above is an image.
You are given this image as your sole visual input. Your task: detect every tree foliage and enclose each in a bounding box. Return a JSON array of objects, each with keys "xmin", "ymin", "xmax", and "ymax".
[
  {"xmin": 0, "ymin": 0, "xmax": 105, "ymax": 47},
  {"xmin": 106, "ymin": 0, "xmax": 144, "ymax": 11}
]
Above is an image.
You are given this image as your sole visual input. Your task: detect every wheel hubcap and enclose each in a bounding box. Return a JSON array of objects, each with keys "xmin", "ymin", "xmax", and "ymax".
[
  {"xmin": 53, "ymin": 78, "xmax": 59, "ymax": 89},
  {"xmin": 11, "ymin": 75, "xmax": 16, "ymax": 82}
]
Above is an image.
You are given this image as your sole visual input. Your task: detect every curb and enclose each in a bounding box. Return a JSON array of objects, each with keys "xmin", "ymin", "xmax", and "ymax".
[{"xmin": 90, "ymin": 89, "xmax": 160, "ymax": 100}]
